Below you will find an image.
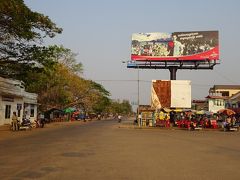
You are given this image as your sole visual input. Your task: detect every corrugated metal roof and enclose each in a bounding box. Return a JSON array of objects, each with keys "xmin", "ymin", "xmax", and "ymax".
[
  {"xmin": 0, "ymin": 77, "xmax": 37, "ymax": 102},
  {"xmin": 213, "ymin": 85, "xmax": 240, "ymax": 89},
  {"xmin": 205, "ymin": 95, "xmax": 228, "ymax": 100},
  {"xmin": 228, "ymin": 91, "xmax": 240, "ymax": 100},
  {"xmin": 192, "ymin": 100, "xmax": 206, "ymax": 103}
]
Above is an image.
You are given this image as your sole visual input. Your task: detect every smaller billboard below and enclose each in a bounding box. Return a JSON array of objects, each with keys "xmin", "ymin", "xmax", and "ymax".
[
  {"xmin": 151, "ymin": 80, "xmax": 191, "ymax": 109},
  {"xmin": 131, "ymin": 31, "xmax": 219, "ymax": 61}
]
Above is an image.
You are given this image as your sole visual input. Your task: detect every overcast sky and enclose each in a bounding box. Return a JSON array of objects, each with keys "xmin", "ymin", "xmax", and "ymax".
[{"xmin": 25, "ymin": 0, "xmax": 240, "ymax": 106}]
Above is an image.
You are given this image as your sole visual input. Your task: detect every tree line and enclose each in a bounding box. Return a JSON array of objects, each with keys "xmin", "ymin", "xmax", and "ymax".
[{"xmin": 0, "ymin": 0, "xmax": 132, "ymax": 115}]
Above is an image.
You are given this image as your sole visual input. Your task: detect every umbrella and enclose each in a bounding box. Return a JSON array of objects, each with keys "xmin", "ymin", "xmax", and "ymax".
[
  {"xmin": 162, "ymin": 108, "xmax": 171, "ymax": 113},
  {"xmin": 196, "ymin": 110, "xmax": 205, "ymax": 115},
  {"xmin": 174, "ymin": 109, "xmax": 183, "ymax": 112},
  {"xmin": 217, "ymin": 108, "xmax": 236, "ymax": 116},
  {"xmin": 196, "ymin": 110, "xmax": 212, "ymax": 115},
  {"xmin": 64, "ymin": 107, "xmax": 75, "ymax": 113}
]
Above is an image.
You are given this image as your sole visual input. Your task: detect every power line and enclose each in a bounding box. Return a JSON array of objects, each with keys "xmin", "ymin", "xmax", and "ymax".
[
  {"xmin": 213, "ymin": 70, "xmax": 239, "ymax": 84},
  {"xmin": 95, "ymin": 79, "xmax": 151, "ymax": 83},
  {"xmin": 95, "ymin": 79, "xmax": 215, "ymax": 87}
]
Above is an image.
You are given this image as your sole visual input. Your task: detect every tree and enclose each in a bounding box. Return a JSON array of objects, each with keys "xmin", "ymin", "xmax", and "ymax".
[
  {"xmin": 49, "ymin": 45, "xmax": 83, "ymax": 75},
  {"xmin": 106, "ymin": 100, "xmax": 133, "ymax": 115},
  {"xmin": 0, "ymin": 0, "xmax": 62, "ymax": 78},
  {"xmin": 23, "ymin": 45, "xmax": 111, "ymax": 113},
  {"xmin": 0, "ymin": 1, "xmax": 113, "ymax": 114}
]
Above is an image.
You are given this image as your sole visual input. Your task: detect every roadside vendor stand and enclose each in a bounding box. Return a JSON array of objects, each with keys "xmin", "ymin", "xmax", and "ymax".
[{"xmin": 138, "ymin": 105, "xmax": 155, "ymax": 127}]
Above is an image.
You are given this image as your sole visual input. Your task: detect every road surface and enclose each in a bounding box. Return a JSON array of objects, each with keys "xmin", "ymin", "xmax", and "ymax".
[{"xmin": 0, "ymin": 119, "xmax": 240, "ymax": 180}]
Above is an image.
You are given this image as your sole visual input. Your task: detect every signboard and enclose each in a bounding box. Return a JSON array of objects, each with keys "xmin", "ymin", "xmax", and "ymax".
[
  {"xmin": 151, "ymin": 80, "xmax": 191, "ymax": 109},
  {"xmin": 2, "ymin": 96, "xmax": 14, "ymax": 102},
  {"xmin": 131, "ymin": 31, "xmax": 219, "ymax": 61}
]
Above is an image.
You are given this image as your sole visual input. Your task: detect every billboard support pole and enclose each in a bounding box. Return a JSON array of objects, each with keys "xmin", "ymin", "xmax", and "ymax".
[{"xmin": 169, "ymin": 67, "xmax": 177, "ymax": 80}]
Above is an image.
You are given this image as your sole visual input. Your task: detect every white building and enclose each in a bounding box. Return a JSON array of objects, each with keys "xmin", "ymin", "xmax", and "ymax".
[
  {"xmin": 0, "ymin": 77, "xmax": 38, "ymax": 125},
  {"xmin": 205, "ymin": 92, "xmax": 227, "ymax": 113}
]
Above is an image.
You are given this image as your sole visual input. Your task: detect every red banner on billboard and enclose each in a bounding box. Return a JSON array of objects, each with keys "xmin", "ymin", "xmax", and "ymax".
[{"xmin": 131, "ymin": 31, "xmax": 219, "ymax": 61}]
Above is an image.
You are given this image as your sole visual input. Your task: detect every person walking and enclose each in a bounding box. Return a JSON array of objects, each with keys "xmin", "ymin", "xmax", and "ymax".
[{"xmin": 11, "ymin": 111, "xmax": 18, "ymax": 131}]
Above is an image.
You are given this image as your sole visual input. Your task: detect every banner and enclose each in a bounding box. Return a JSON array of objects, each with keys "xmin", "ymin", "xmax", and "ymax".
[{"xmin": 131, "ymin": 31, "xmax": 219, "ymax": 61}]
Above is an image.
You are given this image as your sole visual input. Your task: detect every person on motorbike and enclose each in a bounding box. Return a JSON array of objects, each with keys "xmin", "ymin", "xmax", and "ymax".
[
  {"xmin": 36, "ymin": 112, "xmax": 45, "ymax": 128},
  {"xmin": 40, "ymin": 113, "xmax": 45, "ymax": 128},
  {"xmin": 118, "ymin": 115, "xmax": 122, "ymax": 123},
  {"xmin": 22, "ymin": 111, "xmax": 31, "ymax": 125}
]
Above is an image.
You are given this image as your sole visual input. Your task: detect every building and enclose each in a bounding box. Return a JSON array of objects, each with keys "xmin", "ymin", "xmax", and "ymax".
[
  {"xmin": 205, "ymin": 92, "xmax": 227, "ymax": 113},
  {"xmin": 0, "ymin": 77, "xmax": 38, "ymax": 125},
  {"xmin": 192, "ymin": 100, "xmax": 208, "ymax": 111},
  {"xmin": 224, "ymin": 91, "xmax": 240, "ymax": 114},
  {"xmin": 209, "ymin": 85, "xmax": 240, "ymax": 97},
  {"xmin": 207, "ymin": 85, "xmax": 240, "ymax": 113}
]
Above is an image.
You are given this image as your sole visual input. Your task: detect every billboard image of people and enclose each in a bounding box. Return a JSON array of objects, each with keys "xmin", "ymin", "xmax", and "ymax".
[{"xmin": 131, "ymin": 31, "xmax": 219, "ymax": 61}]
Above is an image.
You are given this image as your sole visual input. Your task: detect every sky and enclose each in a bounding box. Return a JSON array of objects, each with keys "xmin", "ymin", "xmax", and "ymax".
[{"xmin": 25, "ymin": 0, "xmax": 240, "ymax": 107}]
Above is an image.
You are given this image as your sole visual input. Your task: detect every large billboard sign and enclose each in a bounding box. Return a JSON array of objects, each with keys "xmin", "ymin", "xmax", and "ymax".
[{"xmin": 131, "ymin": 31, "xmax": 219, "ymax": 61}]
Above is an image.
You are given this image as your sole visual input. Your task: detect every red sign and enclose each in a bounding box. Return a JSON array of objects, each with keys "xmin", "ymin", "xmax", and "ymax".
[{"xmin": 131, "ymin": 31, "xmax": 219, "ymax": 61}]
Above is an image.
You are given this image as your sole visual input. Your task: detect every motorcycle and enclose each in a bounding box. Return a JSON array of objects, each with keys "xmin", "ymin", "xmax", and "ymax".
[
  {"xmin": 189, "ymin": 121, "xmax": 203, "ymax": 131},
  {"xmin": 223, "ymin": 122, "xmax": 239, "ymax": 132},
  {"xmin": 36, "ymin": 118, "xmax": 45, "ymax": 128},
  {"xmin": 18, "ymin": 118, "xmax": 32, "ymax": 130}
]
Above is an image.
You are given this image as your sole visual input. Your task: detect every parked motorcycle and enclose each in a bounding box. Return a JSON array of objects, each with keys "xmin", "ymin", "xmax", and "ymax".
[
  {"xmin": 18, "ymin": 118, "xmax": 32, "ymax": 130},
  {"xmin": 223, "ymin": 122, "xmax": 239, "ymax": 132},
  {"xmin": 189, "ymin": 121, "xmax": 203, "ymax": 131}
]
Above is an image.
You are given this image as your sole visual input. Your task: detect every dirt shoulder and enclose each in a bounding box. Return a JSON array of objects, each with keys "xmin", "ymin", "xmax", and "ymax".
[{"xmin": 0, "ymin": 119, "xmax": 96, "ymax": 141}]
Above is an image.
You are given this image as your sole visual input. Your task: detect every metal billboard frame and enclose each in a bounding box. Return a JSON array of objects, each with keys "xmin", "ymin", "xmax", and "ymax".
[{"xmin": 127, "ymin": 59, "xmax": 220, "ymax": 80}]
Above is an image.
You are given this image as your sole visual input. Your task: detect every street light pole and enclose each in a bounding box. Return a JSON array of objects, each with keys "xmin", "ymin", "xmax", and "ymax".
[
  {"xmin": 137, "ymin": 65, "xmax": 140, "ymax": 127},
  {"xmin": 122, "ymin": 61, "xmax": 141, "ymax": 126}
]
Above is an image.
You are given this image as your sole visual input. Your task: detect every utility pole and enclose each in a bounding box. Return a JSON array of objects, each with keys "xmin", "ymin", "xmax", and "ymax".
[{"xmin": 137, "ymin": 65, "xmax": 140, "ymax": 127}]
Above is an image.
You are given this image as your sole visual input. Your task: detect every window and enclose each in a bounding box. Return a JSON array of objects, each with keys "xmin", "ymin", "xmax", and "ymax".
[
  {"xmin": 225, "ymin": 102, "xmax": 230, "ymax": 108},
  {"xmin": 221, "ymin": 91, "xmax": 229, "ymax": 97},
  {"xmin": 5, "ymin": 105, "xmax": 11, "ymax": 119},
  {"xmin": 17, "ymin": 104, "xmax": 22, "ymax": 117},
  {"xmin": 214, "ymin": 100, "xmax": 219, "ymax": 106},
  {"xmin": 214, "ymin": 99, "xmax": 223, "ymax": 106},
  {"xmin": 30, "ymin": 104, "xmax": 35, "ymax": 117},
  {"xmin": 17, "ymin": 110, "xmax": 21, "ymax": 117},
  {"xmin": 214, "ymin": 100, "xmax": 216, "ymax": 106}
]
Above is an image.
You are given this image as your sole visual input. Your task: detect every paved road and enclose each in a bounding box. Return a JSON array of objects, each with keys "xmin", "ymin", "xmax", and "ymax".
[{"xmin": 0, "ymin": 119, "xmax": 240, "ymax": 180}]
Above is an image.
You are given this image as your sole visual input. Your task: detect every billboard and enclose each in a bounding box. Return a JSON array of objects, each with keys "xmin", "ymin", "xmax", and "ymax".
[
  {"xmin": 151, "ymin": 80, "xmax": 191, "ymax": 109},
  {"xmin": 131, "ymin": 31, "xmax": 219, "ymax": 61}
]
